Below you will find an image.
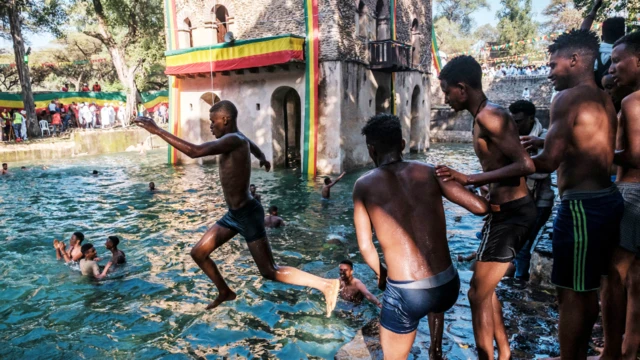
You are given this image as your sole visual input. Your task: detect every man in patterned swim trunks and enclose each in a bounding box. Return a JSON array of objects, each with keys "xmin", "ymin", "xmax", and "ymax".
[{"xmin": 134, "ymin": 101, "xmax": 340, "ymax": 315}]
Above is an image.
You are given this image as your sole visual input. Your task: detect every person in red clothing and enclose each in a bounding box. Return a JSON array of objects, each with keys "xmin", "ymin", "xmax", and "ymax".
[
  {"xmin": 81, "ymin": 83, "xmax": 90, "ymax": 92},
  {"xmin": 51, "ymin": 111, "xmax": 62, "ymax": 136},
  {"xmin": 92, "ymin": 82, "xmax": 101, "ymax": 92},
  {"xmin": 61, "ymin": 84, "xmax": 69, "ymax": 92}
]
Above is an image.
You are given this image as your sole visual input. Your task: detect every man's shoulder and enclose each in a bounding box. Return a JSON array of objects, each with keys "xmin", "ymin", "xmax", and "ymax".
[
  {"xmin": 477, "ymin": 103, "xmax": 510, "ymax": 125},
  {"xmin": 621, "ymin": 90, "xmax": 640, "ymax": 109}
]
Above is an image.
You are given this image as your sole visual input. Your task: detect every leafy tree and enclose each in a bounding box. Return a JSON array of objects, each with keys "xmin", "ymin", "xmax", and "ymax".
[
  {"xmin": 434, "ymin": 17, "xmax": 476, "ymax": 55},
  {"xmin": 474, "ymin": 24, "xmax": 500, "ymax": 43},
  {"xmin": 542, "ymin": 0, "xmax": 582, "ymax": 34},
  {"xmin": 0, "ymin": 0, "xmax": 66, "ymax": 137},
  {"xmin": 574, "ymin": 0, "xmax": 640, "ymax": 30},
  {"xmin": 434, "ymin": 0, "xmax": 490, "ymax": 34},
  {"xmin": 496, "ymin": 0, "xmax": 538, "ymax": 56},
  {"xmin": 69, "ymin": 0, "xmax": 165, "ymax": 120}
]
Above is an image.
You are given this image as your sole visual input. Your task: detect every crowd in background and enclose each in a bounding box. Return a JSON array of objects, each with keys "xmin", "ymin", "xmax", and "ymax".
[{"xmin": 482, "ymin": 63, "xmax": 551, "ymax": 78}]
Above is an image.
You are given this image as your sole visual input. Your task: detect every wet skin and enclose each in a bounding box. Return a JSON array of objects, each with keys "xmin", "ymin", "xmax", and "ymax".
[
  {"xmin": 528, "ymin": 49, "xmax": 618, "ymax": 360},
  {"xmin": 438, "ymin": 79, "xmax": 535, "ymax": 360},
  {"xmin": 338, "ymin": 264, "xmax": 381, "ymax": 308},
  {"xmin": 597, "ymin": 42, "xmax": 640, "ymax": 360},
  {"xmin": 353, "ymin": 141, "xmax": 489, "ymax": 359},
  {"xmin": 322, "ymin": 172, "xmax": 346, "ymax": 199},
  {"xmin": 264, "ymin": 214, "xmax": 284, "ymax": 228},
  {"xmin": 55, "ymin": 234, "xmax": 84, "ymax": 263},
  {"xmin": 133, "ymin": 111, "xmax": 340, "ymax": 316}
]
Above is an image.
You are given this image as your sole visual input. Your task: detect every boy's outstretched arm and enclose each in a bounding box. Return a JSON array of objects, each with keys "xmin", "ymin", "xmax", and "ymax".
[{"xmin": 134, "ymin": 117, "xmax": 243, "ymax": 159}]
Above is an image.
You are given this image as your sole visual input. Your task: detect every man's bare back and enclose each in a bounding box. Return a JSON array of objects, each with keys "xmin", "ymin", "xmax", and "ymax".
[{"xmin": 354, "ymin": 161, "xmax": 487, "ymax": 280}]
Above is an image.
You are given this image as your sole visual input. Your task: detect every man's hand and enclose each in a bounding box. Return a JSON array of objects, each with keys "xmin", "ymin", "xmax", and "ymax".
[
  {"xmin": 435, "ymin": 165, "xmax": 469, "ymax": 185},
  {"xmin": 133, "ymin": 116, "xmax": 160, "ymax": 134},
  {"xmin": 591, "ymin": 0, "xmax": 603, "ymax": 12},
  {"xmin": 260, "ymin": 159, "xmax": 271, "ymax": 172},
  {"xmin": 520, "ymin": 136, "xmax": 544, "ymax": 151}
]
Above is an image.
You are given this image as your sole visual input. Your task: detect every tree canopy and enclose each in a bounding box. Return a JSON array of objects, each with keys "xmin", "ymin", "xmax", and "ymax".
[
  {"xmin": 434, "ymin": 0, "xmax": 490, "ymax": 34},
  {"xmin": 496, "ymin": 0, "xmax": 538, "ymax": 56}
]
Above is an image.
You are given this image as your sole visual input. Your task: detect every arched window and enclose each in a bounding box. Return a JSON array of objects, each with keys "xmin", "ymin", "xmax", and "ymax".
[
  {"xmin": 375, "ymin": 0, "xmax": 389, "ymax": 40},
  {"xmin": 411, "ymin": 18, "xmax": 421, "ymax": 67},
  {"xmin": 214, "ymin": 5, "xmax": 230, "ymax": 43},
  {"xmin": 178, "ymin": 18, "xmax": 193, "ymax": 49}
]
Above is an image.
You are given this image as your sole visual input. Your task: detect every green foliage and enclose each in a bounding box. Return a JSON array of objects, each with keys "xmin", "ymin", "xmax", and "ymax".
[
  {"xmin": 496, "ymin": 0, "xmax": 538, "ymax": 56},
  {"xmin": 434, "ymin": 17, "xmax": 476, "ymax": 54},
  {"xmin": 434, "ymin": 0, "xmax": 490, "ymax": 34},
  {"xmin": 474, "ymin": 24, "xmax": 500, "ymax": 43},
  {"xmin": 542, "ymin": 0, "xmax": 583, "ymax": 33},
  {"xmin": 0, "ymin": 0, "xmax": 68, "ymax": 40}
]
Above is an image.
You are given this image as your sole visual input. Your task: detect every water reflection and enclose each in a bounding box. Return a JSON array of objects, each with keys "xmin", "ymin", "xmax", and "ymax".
[{"xmin": 0, "ymin": 144, "xmax": 561, "ymax": 359}]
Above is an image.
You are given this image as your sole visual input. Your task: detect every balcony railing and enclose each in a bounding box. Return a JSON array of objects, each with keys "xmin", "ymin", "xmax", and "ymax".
[{"xmin": 369, "ymin": 40, "xmax": 412, "ymax": 72}]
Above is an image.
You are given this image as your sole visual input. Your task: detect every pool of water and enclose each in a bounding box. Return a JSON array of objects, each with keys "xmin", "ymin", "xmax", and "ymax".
[{"xmin": 0, "ymin": 144, "xmax": 562, "ymax": 359}]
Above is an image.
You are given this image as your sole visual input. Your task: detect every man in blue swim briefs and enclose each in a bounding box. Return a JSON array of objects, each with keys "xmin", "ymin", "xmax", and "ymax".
[
  {"xmin": 353, "ymin": 113, "xmax": 490, "ymax": 360},
  {"xmin": 134, "ymin": 101, "xmax": 340, "ymax": 315},
  {"xmin": 522, "ymin": 29, "xmax": 623, "ymax": 359}
]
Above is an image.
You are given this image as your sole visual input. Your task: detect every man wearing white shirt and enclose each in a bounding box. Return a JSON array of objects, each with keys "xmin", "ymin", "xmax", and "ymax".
[
  {"xmin": 522, "ymin": 87, "xmax": 531, "ymax": 101},
  {"xmin": 82, "ymin": 103, "xmax": 93, "ymax": 129},
  {"xmin": 100, "ymin": 104, "xmax": 111, "ymax": 129},
  {"xmin": 117, "ymin": 102, "xmax": 126, "ymax": 127}
]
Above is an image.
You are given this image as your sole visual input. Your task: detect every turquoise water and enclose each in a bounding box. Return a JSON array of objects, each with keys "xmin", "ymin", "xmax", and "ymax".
[{"xmin": 0, "ymin": 144, "xmax": 562, "ymax": 359}]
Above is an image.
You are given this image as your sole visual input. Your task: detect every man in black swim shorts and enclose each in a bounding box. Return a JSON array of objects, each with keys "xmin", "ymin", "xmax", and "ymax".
[
  {"xmin": 353, "ymin": 113, "xmax": 490, "ymax": 359},
  {"xmin": 134, "ymin": 101, "xmax": 340, "ymax": 315}
]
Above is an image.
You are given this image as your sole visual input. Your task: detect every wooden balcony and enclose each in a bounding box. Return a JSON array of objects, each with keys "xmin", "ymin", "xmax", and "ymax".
[{"xmin": 369, "ymin": 40, "xmax": 412, "ymax": 72}]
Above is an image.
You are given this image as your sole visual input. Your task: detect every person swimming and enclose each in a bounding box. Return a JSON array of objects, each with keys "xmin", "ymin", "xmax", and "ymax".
[
  {"xmin": 104, "ymin": 236, "xmax": 126, "ymax": 271},
  {"xmin": 79, "ymin": 243, "xmax": 106, "ymax": 279},
  {"xmin": 54, "ymin": 232, "xmax": 85, "ymax": 263},
  {"xmin": 338, "ymin": 260, "xmax": 381, "ymax": 308},
  {"xmin": 264, "ymin": 205, "xmax": 285, "ymax": 229},
  {"xmin": 322, "ymin": 172, "xmax": 346, "ymax": 199}
]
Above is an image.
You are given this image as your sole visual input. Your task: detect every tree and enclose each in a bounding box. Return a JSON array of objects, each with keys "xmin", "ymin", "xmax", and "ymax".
[
  {"xmin": 434, "ymin": 0, "xmax": 490, "ymax": 34},
  {"xmin": 434, "ymin": 17, "xmax": 476, "ymax": 55},
  {"xmin": 542, "ymin": 0, "xmax": 582, "ymax": 33},
  {"xmin": 0, "ymin": 0, "xmax": 66, "ymax": 137},
  {"xmin": 474, "ymin": 24, "xmax": 499, "ymax": 43},
  {"xmin": 70, "ymin": 0, "xmax": 165, "ymax": 120},
  {"xmin": 574, "ymin": 0, "xmax": 640, "ymax": 30},
  {"xmin": 496, "ymin": 0, "xmax": 538, "ymax": 56}
]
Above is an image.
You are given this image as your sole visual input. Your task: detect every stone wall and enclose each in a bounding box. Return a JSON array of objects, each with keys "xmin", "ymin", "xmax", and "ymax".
[
  {"xmin": 430, "ymin": 74, "xmax": 553, "ymax": 108},
  {"xmin": 0, "ymin": 129, "xmax": 167, "ymax": 163}
]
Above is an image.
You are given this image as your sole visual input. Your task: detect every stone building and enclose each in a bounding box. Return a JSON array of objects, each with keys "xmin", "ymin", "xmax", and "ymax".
[{"xmin": 164, "ymin": 0, "xmax": 432, "ymax": 173}]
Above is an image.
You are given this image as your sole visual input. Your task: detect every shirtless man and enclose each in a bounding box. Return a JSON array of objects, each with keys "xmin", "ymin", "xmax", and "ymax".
[
  {"xmin": 134, "ymin": 101, "xmax": 340, "ymax": 315},
  {"xmin": 149, "ymin": 182, "xmax": 156, "ymax": 192},
  {"xmin": 436, "ymin": 55, "xmax": 537, "ymax": 360},
  {"xmin": 322, "ymin": 172, "xmax": 346, "ymax": 199},
  {"xmin": 2, "ymin": 163, "xmax": 8, "ymax": 175},
  {"xmin": 101, "ymin": 235, "xmax": 126, "ymax": 275},
  {"xmin": 338, "ymin": 260, "xmax": 381, "ymax": 308},
  {"xmin": 54, "ymin": 232, "xmax": 86, "ymax": 263},
  {"xmin": 599, "ymin": 30, "xmax": 640, "ymax": 360},
  {"xmin": 264, "ymin": 205, "xmax": 285, "ymax": 229},
  {"xmin": 249, "ymin": 184, "xmax": 261, "ymax": 203},
  {"xmin": 353, "ymin": 113, "xmax": 490, "ymax": 360},
  {"xmin": 521, "ymin": 30, "xmax": 623, "ymax": 359}
]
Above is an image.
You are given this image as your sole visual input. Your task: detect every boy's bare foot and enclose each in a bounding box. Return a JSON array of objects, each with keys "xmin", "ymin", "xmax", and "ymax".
[
  {"xmin": 206, "ymin": 290, "xmax": 237, "ymax": 310},
  {"xmin": 322, "ymin": 279, "xmax": 341, "ymax": 317}
]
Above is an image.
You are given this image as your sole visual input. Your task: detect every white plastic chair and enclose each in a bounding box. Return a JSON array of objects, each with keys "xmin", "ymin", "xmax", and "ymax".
[{"xmin": 39, "ymin": 120, "xmax": 51, "ymax": 136}]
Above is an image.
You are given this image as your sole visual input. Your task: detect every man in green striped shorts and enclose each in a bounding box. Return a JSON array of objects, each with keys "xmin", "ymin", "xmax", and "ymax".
[{"xmin": 523, "ymin": 29, "xmax": 624, "ymax": 359}]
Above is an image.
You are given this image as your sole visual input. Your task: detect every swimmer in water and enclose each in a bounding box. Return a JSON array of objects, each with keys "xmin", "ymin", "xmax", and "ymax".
[
  {"xmin": 101, "ymin": 235, "xmax": 126, "ymax": 274},
  {"xmin": 55, "ymin": 232, "xmax": 86, "ymax": 263},
  {"xmin": 134, "ymin": 101, "xmax": 340, "ymax": 315},
  {"xmin": 149, "ymin": 181, "xmax": 156, "ymax": 191},
  {"xmin": 353, "ymin": 113, "xmax": 489, "ymax": 359},
  {"xmin": 79, "ymin": 243, "xmax": 106, "ymax": 279},
  {"xmin": 249, "ymin": 184, "xmax": 262, "ymax": 203},
  {"xmin": 2, "ymin": 163, "xmax": 8, "ymax": 175},
  {"xmin": 322, "ymin": 172, "xmax": 346, "ymax": 199},
  {"xmin": 264, "ymin": 205, "xmax": 285, "ymax": 228},
  {"xmin": 92, "ymin": 170, "xmax": 98, "ymax": 176},
  {"xmin": 339, "ymin": 260, "xmax": 381, "ymax": 308}
]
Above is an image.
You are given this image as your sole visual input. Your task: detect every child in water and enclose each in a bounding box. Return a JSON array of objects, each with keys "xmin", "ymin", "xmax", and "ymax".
[{"xmin": 79, "ymin": 244, "xmax": 106, "ymax": 279}]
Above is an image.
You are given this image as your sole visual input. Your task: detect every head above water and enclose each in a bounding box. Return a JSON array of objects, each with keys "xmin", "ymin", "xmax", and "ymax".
[
  {"xmin": 106, "ymin": 235, "xmax": 120, "ymax": 250},
  {"xmin": 438, "ymin": 55, "xmax": 483, "ymax": 112},
  {"xmin": 81, "ymin": 243, "xmax": 96, "ymax": 259},
  {"xmin": 324, "ymin": 177, "xmax": 331, "ymax": 185},
  {"xmin": 361, "ymin": 113, "xmax": 405, "ymax": 166},
  {"xmin": 509, "ymin": 100, "xmax": 537, "ymax": 136},
  {"xmin": 2, "ymin": 163, "xmax": 7, "ymax": 170},
  {"xmin": 602, "ymin": 17, "xmax": 626, "ymax": 45},
  {"xmin": 339, "ymin": 259, "xmax": 354, "ymax": 280},
  {"xmin": 209, "ymin": 100, "xmax": 238, "ymax": 138},
  {"xmin": 547, "ymin": 29, "xmax": 599, "ymax": 91},
  {"xmin": 268, "ymin": 205, "xmax": 278, "ymax": 215},
  {"xmin": 72, "ymin": 231, "xmax": 84, "ymax": 245},
  {"xmin": 250, "ymin": 184, "xmax": 256, "ymax": 193},
  {"xmin": 92, "ymin": 170, "xmax": 98, "ymax": 175},
  {"xmin": 610, "ymin": 31, "xmax": 640, "ymax": 89},
  {"xmin": 149, "ymin": 182, "xmax": 155, "ymax": 191}
]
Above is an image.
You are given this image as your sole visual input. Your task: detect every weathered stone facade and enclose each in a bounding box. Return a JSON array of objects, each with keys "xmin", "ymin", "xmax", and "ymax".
[{"xmin": 169, "ymin": 0, "xmax": 432, "ymax": 173}]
